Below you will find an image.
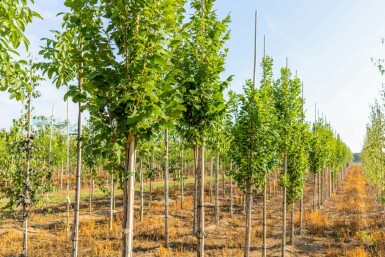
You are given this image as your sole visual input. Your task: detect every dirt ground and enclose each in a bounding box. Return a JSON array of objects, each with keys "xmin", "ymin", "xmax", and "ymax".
[{"xmin": 0, "ymin": 165, "xmax": 384, "ymax": 256}]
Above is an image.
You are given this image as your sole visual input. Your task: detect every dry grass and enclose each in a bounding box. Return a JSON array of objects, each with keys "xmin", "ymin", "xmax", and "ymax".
[
  {"xmin": 303, "ymin": 211, "xmax": 329, "ymax": 236},
  {"xmin": 345, "ymin": 246, "xmax": 369, "ymax": 257}
]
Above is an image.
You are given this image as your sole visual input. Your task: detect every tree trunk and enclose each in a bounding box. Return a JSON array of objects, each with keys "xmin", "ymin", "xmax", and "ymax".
[
  {"xmin": 110, "ymin": 172, "xmax": 114, "ymax": 230},
  {"xmin": 164, "ymin": 129, "xmax": 169, "ymax": 247},
  {"xmin": 210, "ymin": 157, "xmax": 213, "ymax": 203},
  {"xmin": 215, "ymin": 151, "xmax": 220, "ymax": 225},
  {"xmin": 66, "ymin": 85, "xmax": 70, "ymax": 238},
  {"xmin": 22, "ymin": 89, "xmax": 32, "ymax": 257},
  {"xmin": 61, "ymin": 158, "xmax": 64, "ymax": 190},
  {"xmin": 89, "ymin": 168, "xmax": 93, "ymax": 215},
  {"xmin": 196, "ymin": 145, "xmax": 205, "ymax": 256},
  {"xmin": 318, "ymin": 172, "xmax": 321, "ymax": 209},
  {"xmin": 282, "ymin": 153, "xmax": 287, "ymax": 257},
  {"xmin": 222, "ymin": 162, "xmax": 225, "ymax": 200},
  {"xmin": 139, "ymin": 157, "xmax": 144, "ymax": 222},
  {"xmin": 181, "ymin": 147, "xmax": 184, "ymax": 210},
  {"xmin": 299, "ymin": 189, "xmax": 303, "ymax": 236},
  {"xmin": 71, "ymin": 70, "xmax": 83, "ymax": 257},
  {"xmin": 313, "ymin": 173, "xmax": 316, "ymax": 211},
  {"xmin": 193, "ymin": 146, "xmax": 198, "ymax": 234},
  {"xmin": 290, "ymin": 201, "xmax": 295, "ymax": 246},
  {"xmin": 244, "ymin": 183, "xmax": 253, "ymax": 257},
  {"xmin": 230, "ymin": 162, "xmax": 233, "ymax": 218},
  {"xmin": 122, "ymin": 134, "xmax": 136, "ymax": 257},
  {"xmin": 262, "ymin": 175, "xmax": 267, "ymax": 257}
]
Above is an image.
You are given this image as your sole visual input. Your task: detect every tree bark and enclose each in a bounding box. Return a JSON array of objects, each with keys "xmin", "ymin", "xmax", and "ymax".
[
  {"xmin": 244, "ymin": 183, "xmax": 253, "ymax": 257},
  {"xmin": 164, "ymin": 129, "xmax": 169, "ymax": 247},
  {"xmin": 122, "ymin": 134, "xmax": 135, "ymax": 257},
  {"xmin": 210, "ymin": 157, "xmax": 213, "ymax": 203},
  {"xmin": 193, "ymin": 146, "xmax": 198, "ymax": 234},
  {"xmin": 262, "ymin": 175, "xmax": 267, "ymax": 257},
  {"xmin": 222, "ymin": 162, "xmax": 225, "ymax": 200},
  {"xmin": 282, "ymin": 153, "xmax": 287, "ymax": 257},
  {"xmin": 299, "ymin": 189, "xmax": 303, "ymax": 236},
  {"xmin": 215, "ymin": 151, "xmax": 220, "ymax": 225},
  {"xmin": 290, "ymin": 201, "xmax": 294, "ymax": 246},
  {"xmin": 89, "ymin": 168, "xmax": 93, "ymax": 215},
  {"xmin": 71, "ymin": 67, "xmax": 83, "ymax": 257},
  {"xmin": 181, "ymin": 147, "xmax": 184, "ymax": 210},
  {"xmin": 230, "ymin": 162, "xmax": 233, "ymax": 218},
  {"xmin": 110, "ymin": 172, "xmax": 114, "ymax": 230},
  {"xmin": 139, "ymin": 157, "xmax": 144, "ymax": 222},
  {"xmin": 196, "ymin": 145, "xmax": 205, "ymax": 256},
  {"xmin": 22, "ymin": 88, "xmax": 32, "ymax": 257}
]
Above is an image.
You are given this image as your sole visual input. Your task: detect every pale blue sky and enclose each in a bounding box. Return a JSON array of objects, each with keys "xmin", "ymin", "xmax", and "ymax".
[{"xmin": 1, "ymin": 0, "xmax": 385, "ymax": 152}]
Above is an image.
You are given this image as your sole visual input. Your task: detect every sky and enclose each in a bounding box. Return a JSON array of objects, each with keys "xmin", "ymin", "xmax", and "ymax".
[{"xmin": 1, "ymin": 0, "xmax": 385, "ymax": 153}]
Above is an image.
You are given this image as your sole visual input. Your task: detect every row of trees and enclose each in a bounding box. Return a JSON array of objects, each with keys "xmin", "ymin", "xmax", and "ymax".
[{"xmin": 0, "ymin": 1, "xmax": 353, "ymax": 257}]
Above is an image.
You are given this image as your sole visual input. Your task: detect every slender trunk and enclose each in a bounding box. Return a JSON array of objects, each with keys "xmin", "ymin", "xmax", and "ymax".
[
  {"xmin": 89, "ymin": 168, "xmax": 93, "ymax": 215},
  {"xmin": 181, "ymin": 147, "xmax": 184, "ymax": 210},
  {"xmin": 262, "ymin": 175, "xmax": 267, "ymax": 257},
  {"xmin": 290, "ymin": 202, "xmax": 294, "ymax": 246},
  {"xmin": 196, "ymin": 145, "xmax": 205, "ymax": 256},
  {"xmin": 71, "ymin": 66, "xmax": 83, "ymax": 257},
  {"xmin": 215, "ymin": 151, "xmax": 220, "ymax": 225},
  {"xmin": 222, "ymin": 162, "xmax": 225, "ymax": 200},
  {"xmin": 329, "ymin": 168, "xmax": 332, "ymax": 197},
  {"xmin": 313, "ymin": 173, "xmax": 316, "ymax": 211},
  {"xmin": 193, "ymin": 146, "xmax": 198, "ymax": 234},
  {"xmin": 164, "ymin": 129, "xmax": 169, "ymax": 247},
  {"xmin": 230, "ymin": 162, "xmax": 233, "ymax": 218},
  {"xmin": 282, "ymin": 153, "xmax": 287, "ymax": 257},
  {"xmin": 210, "ymin": 157, "xmax": 213, "ymax": 203},
  {"xmin": 110, "ymin": 172, "xmax": 114, "ymax": 230},
  {"xmin": 22, "ymin": 88, "xmax": 32, "ymax": 257},
  {"xmin": 244, "ymin": 183, "xmax": 253, "ymax": 257},
  {"xmin": 299, "ymin": 189, "xmax": 303, "ymax": 236},
  {"xmin": 122, "ymin": 134, "xmax": 136, "ymax": 257},
  {"xmin": 318, "ymin": 172, "xmax": 321, "ymax": 209},
  {"xmin": 140, "ymin": 157, "xmax": 144, "ymax": 222},
  {"xmin": 61, "ymin": 158, "xmax": 64, "ymax": 190}
]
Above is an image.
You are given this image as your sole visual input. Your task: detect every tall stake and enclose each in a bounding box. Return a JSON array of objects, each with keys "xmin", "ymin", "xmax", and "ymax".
[
  {"xmin": 71, "ymin": 56, "xmax": 83, "ymax": 257},
  {"xmin": 22, "ymin": 64, "xmax": 33, "ymax": 257},
  {"xmin": 262, "ymin": 34, "xmax": 267, "ymax": 257},
  {"xmin": 66, "ymin": 85, "xmax": 70, "ymax": 237}
]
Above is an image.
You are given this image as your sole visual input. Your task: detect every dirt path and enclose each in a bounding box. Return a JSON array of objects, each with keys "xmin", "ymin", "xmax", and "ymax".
[{"xmin": 294, "ymin": 165, "xmax": 385, "ymax": 257}]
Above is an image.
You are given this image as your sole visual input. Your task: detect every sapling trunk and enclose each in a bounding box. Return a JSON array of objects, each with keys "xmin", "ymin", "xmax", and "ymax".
[
  {"xmin": 262, "ymin": 175, "xmax": 267, "ymax": 257},
  {"xmin": 22, "ymin": 88, "xmax": 32, "ymax": 257},
  {"xmin": 210, "ymin": 157, "xmax": 213, "ymax": 203},
  {"xmin": 313, "ymin": 173, "xmax": 316, "ymax": 211},
  {"xmin": 110, "ymin": 172, "xmax": 114, "ymax": 230},
  {"xmin": 222, "ymin": 162, "xmax": 225, "ymax": 200},
  {"xmin": 300, "ymin": 189, "xmax": 303, "ymax": 236},
  {"xmin": 215, "ymin": 151, "xmax": 220, "ymax": 225},
  {"xmin": 61, "ymin": 158, "xmax": 64, "ymax": 190},
  {"xmin": 193, "ymin": 146, "xmax": 198, "ymax": 234},
  {"xmin": 196, "ymin": 145, "xmax": 205, "ymax": 256},
  {"xmin": 244, "ymin": 182, "xmax": 253, "ymax": 257},
  {"xmin": 122, "ymin": 134, "xmax": 135, "ymax": 257},
  {"xmin": 139, "ymin": 157, "xmax": 143, "ymax": 222},
  {"xmin": 290, "ymin": 201, "xmax": 294, "ymax": 246},
  {"xmin": 282, "ymin": 153, "xmax": 287, "ymax": 257},
  {"xmin": 71, "ymin": 63, "xmax": 83, "ymax": 257},
  {"xmin": 181, "ymin": 147, "xmax": 184, "ymax": 210},
  {"xmin": 318, "ymin": 172, "xmax": 321, "ymax": 209},
  {"xmin": 66, "ymin": 85, "xmax": 70, "ymax": 237},
  {"xmin": 89, "ymin": 167, "xmax": 93, "ymax": 215},
  {"xmin": 164, "ymin": 129, "xmax": 169, "ymax": 247},
  {"xmin": 230, "ymin": 162, "xmax": 233, "ymax": 218}
]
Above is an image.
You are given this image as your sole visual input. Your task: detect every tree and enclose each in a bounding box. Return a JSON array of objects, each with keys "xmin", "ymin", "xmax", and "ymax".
[
  {"xmin": 173, "ymin": 0, "xmax": 231, "ymax": 254},
  {"xmin": 272, "ymin": 64, "xmax": 303, "ymax": 257}
]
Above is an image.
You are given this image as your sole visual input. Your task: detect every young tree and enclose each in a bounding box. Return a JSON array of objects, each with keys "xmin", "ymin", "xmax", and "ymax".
[{"xmin": 173, "ymin": 0, "xmax": 230, "ymax": 255}]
